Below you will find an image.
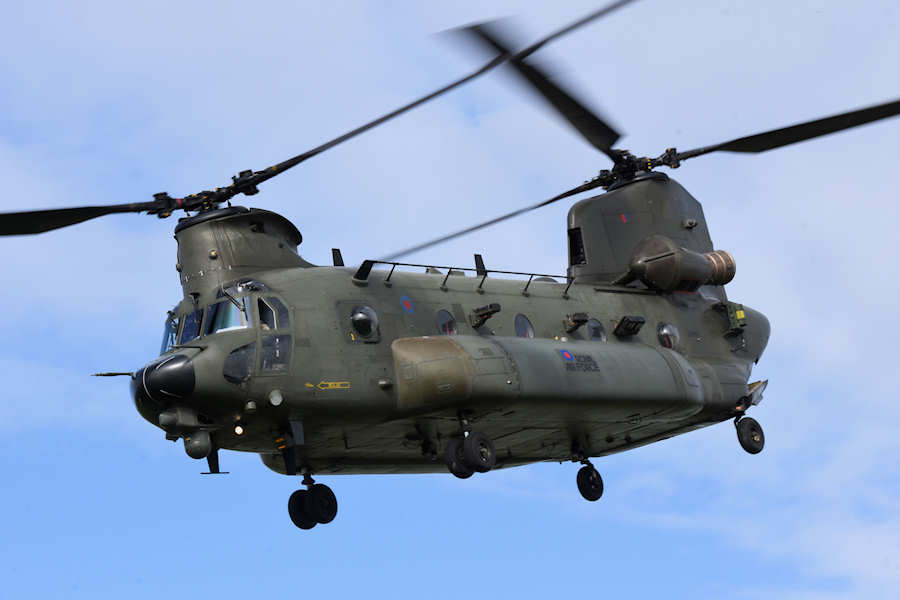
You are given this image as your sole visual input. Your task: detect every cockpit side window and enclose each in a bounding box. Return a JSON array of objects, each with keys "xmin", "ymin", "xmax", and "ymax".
[
  {"xmin": 160, "ymin": 310, "xmax": 179, "ymax": 355},
  {"xmin": 257, "ymin": 296, "xmax": 290, "ymax": 331},
  {"xmin": 258, "ymin": 298, "xmax": 276, "ymax": 330},
  {"xmin": 270, "ymin": 297, "xmax": 290, "ymax": 329},
  {"xmin": 205, "ymin": 297, "xmax": 249, "ymax": 335},
  {"xmin": 260, "ymin": 335, "xmax": 292, "ymax": 373},
  {"xmin": 258, "ymin": 296, "xmax": 291, "ymax": 374},
  {"xmin": 179, "ymin": 309, "xmax": 203, "ymax": 344}
]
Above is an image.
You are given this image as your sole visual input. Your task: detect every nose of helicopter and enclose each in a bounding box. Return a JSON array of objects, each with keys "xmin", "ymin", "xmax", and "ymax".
[{"xmin": 132, "ymin": 354, "xmax": 196, "ymax": 403}]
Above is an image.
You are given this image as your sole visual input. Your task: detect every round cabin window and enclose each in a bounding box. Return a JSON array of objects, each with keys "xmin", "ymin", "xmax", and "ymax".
[
  {"xmin": 658, "ymin": 322, "xmax": 680, "ymax": 349},
  {"xmin": 587, "ymin": 318, "xmax": 607, "ymax": 342},
  {"xmin": 515, "ymin": 314, "xmax": 535, "ymax": 338},
  {"xmin": 436, "ymin": 309, "xmax": 457, "ymax": 335},
  {"xmin": 350, "ymin": 305, "xmax": 379, "ymax": 338}
]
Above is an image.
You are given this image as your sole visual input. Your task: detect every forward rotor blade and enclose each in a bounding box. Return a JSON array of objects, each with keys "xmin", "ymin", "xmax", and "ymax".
[
  {"xmin": 381, "ymin": 179, "xmax": 603, "ymax": 260},
  {"xmin": 244, "ymin": 55, "xmax": 508, "ymax": 189},
  {"xmin": 0, "ymin": 2, "xmax": 639, "ymax": 237},
  {"xmin": 0, "ymin": 202, "xmax": 156, "ymax": 236},
  {"xmin": 243, "ymin": 0, "xmax": 638, "ymax": 190},
  {"xmin": 677, "ymin": 98, "xmax": 900, "ymax": 162},
  {"xmin": 514, "ymin": 0, "xmax": 638, "ymax": 61},
  {"xmin": 464, "ymin": 22, "xmax": 621, "ymax": 161}
]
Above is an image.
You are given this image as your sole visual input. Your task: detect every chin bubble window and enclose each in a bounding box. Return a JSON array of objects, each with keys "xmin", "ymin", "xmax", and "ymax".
[
  {"xmin": 658, "ymin": 323, "xmax": 680, "ymax": 349},
  {"xmin": 515, "ymin": 314, "xmax": 535, "ymax": 338},
  {"xmin": 587, "ymin": 318, "xmax": 607, "ymax": 342},
  {"xmin": 436, "ymin": 309, "xmax": 457, "ymax": 335},
  {"xmin": 350, "ymin": 305, "xmax": 379, "ymax": 341},
  {"xmin": 223, "ymin": 342, "xmax": 256, "ymax": 384}
]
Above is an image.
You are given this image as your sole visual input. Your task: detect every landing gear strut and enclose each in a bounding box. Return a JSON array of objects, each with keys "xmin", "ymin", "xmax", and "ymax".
[
  {"xmin": 444, "ymin": 413, "xmax": 496, "ymax": 478},
  {"xmin": 735, "ymin": 416, "xmax": 765, "ymax": 454},
  {"xmin": 570, "ymin": 439, "xmax": 604, "ymax": 502},
  {"xmin": 288, "ymin": 472, "xmax": 338, "ymax": 530}
]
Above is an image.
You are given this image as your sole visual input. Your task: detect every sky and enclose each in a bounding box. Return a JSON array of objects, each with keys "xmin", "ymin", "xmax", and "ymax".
[{"xmin": 1, "ymin": 1, "xmax": 899, "ymax": 598}]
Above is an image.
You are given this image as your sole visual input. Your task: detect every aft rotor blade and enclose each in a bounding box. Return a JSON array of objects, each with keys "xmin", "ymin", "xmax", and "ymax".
[
  {"xmin": 463, "ymin": 22, "xmax": 621, "ymax": 161},
  {"xmin": 677, "ymin": 98, "xmax": 900, "ymax": 162},
  {"xmin": 242, "ymin": 0, "xmax": 639, "ymax": 191},
  {"xmin": 381, "ymin": 179, "xmax": 603, "ymax": 260},
  {"xmin": 0, "ymin": 202, "xmax": 157, "ymax": 236}
]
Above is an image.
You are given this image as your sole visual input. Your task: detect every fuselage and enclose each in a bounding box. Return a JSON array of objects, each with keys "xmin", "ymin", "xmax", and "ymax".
[{"xmin": 134, "ymin": 260, "xmax": 769, "ymax": 475}]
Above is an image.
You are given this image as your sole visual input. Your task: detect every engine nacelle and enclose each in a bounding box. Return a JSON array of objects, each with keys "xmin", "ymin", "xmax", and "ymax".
[{"xmin": 621, "ymin": 235, "xmax": 735, "ymax": 292}]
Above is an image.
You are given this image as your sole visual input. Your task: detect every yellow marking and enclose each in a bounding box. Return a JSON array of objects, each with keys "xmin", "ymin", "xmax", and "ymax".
[
  {"xmin": 317, "ymin": 381, "xmax": 351, "ymax": 390},
  {"xmin": 736, "ymin": 310, "xmax": 746, "ymax": 319},
  {"xmin": 305, "ymin": 382, "xmax": 315, "ymax": 388}
]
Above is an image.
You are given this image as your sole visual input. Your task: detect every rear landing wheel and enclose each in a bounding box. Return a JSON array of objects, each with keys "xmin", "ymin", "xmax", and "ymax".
[
  {"xmin": 288, "ymin": 489, "xmax": 317, "ymax": 530},
  {"xmin": 576, "ymin": 465, "xmax": 604, "ymax": 502},
  {"xmin": 736, "ymin": 417, "xmax": 765, "ymax": 454}
]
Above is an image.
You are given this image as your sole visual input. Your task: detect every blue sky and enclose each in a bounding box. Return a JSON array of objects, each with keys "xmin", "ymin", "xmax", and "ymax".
[{"xmin": 1, "ymin": 1, "xmax": 899, "ymax": 598}]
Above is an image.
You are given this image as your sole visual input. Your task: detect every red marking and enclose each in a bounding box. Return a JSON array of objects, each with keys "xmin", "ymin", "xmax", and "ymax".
[
  {"xmin": 403, "ymin": 300, "xmax": 412, "ymax": 310},
  {"xmin": 620, "ymin": 213, "xmax": 628, "ymax": 223}
]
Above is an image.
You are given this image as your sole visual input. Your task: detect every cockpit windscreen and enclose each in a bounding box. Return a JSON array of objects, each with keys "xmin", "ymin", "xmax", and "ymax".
[
  {"xmin": 205, "ymin": 297, "xmax": 249, "ymax": 335},
  {"xmin": 180, "ymin": 309, "xmax": 203, "ymax": 344}
]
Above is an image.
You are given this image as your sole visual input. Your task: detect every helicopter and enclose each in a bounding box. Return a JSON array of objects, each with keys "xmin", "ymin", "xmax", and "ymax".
[{"xmin": 2, "ymin": 1, "xmax": 899, "ymax": 532}]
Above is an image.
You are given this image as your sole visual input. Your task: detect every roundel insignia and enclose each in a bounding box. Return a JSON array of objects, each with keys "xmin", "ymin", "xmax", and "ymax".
[
  {"xmin": 560, "ymin": 349, "xmax": 574, "ymax": 361},
  {"xmin": 400, "ymin": 295, "xmax": 414, "ymax": 314}
]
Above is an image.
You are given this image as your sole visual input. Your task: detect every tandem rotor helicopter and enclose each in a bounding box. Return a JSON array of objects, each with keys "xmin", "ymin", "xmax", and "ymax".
[{"xmin": 3, "ymin": 1, "xmax": 899, "ymax": 530}]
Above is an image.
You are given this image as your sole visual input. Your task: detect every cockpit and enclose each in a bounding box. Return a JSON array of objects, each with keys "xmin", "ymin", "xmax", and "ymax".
[{"xmin": 159, "ymin": 279, "xmax": 293, "ymax": 378}]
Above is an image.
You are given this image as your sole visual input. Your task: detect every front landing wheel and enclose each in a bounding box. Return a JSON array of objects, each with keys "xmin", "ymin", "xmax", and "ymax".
[
  {"xmin": 444, "ymin": 438, "xmax": 474, "ymax": 479},
  {"xmin": 306, "ymin": 483, "xmax": 338, "ymax": 524},
  {"xmin": 288, "ymin": 489, "xmax": 317, "ymax": 530},
  {"xmin": 576, "ymin": 465, "xmax": 604, "ymax": 502},
  {"xmin": 736, "ymin": 417, "xmax": 765, "ymax": 454},
  {"xmin": 462, "ymin": 431, "xmax": 496, "ymax": 473}
]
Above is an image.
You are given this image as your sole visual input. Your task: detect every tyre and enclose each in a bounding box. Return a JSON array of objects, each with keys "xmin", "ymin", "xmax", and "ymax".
[
  {"xmin": 576, "ymin": 465, "xmax": 604, "ymax": 501},
  {"xmin": 462, "ymin": 431, "xmax": 496, "ymax": 473},
  {"xmin": 305, "ymin": 483, "xmax": 338, "ymax": 524},
  {"xmin": 736, "ymin": 417, "xmax": 765, "ymax": 454},
  {"xmin": 288, "ymin": 489, "xmax": 317, "ymax": 529},
  {"xmin": 444, "ymin": 437, "xmax": 474, "ymax": 479}
]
